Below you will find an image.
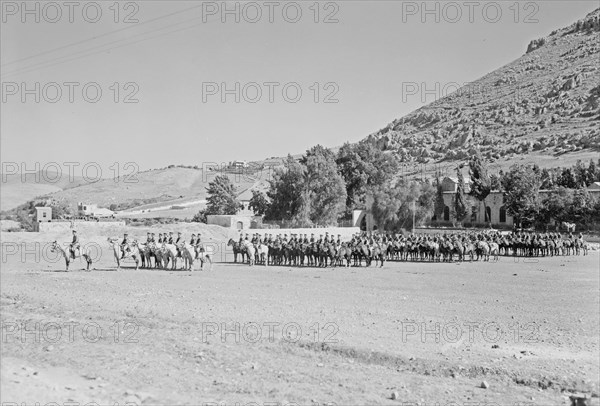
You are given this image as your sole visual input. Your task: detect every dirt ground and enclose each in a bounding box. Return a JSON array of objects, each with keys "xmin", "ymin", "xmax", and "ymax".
[{"xmin": 1, "ymin": 231, "xmax": 599, "ymax": 405}]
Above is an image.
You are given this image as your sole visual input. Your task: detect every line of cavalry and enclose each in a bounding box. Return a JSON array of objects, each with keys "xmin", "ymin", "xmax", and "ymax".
[
  {"xmin": 226, "ymin": 230, "xmax": 590, "ymax": 267},
  {"xmin": 50, "ymin": 231, "xmax": 213, "ymax": 271},
  {"xmin": 49, "ymin": 228, "xmax": 590, "ymax": 271}
]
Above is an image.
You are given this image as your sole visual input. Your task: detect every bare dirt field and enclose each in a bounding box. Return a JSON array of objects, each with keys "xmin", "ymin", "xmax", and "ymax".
[{"xmin": 1, "ymin": 232, "xmax": 599, "ymax": 405}]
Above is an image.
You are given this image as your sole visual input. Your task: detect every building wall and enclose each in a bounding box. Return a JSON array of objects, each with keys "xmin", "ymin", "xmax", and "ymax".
[
  {"xmin": 441, "ymin": 191, "xmax": 513, "ymax": 226},
  {"xmin": 35, "ymin": 207, "xmax": 52, "ymax": 222},
  {"xmin": 352, "ymin": 210, "xmax": 375, "ymax": 231},
  {"xmin": 207, "ymin": 215, "xmax": 257, "ymax": 230}
]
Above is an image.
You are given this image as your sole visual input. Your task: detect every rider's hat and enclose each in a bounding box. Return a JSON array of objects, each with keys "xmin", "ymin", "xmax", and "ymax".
[{"xmin": 192, "ymin": 233, "xmax": 196, "ymax": 236}]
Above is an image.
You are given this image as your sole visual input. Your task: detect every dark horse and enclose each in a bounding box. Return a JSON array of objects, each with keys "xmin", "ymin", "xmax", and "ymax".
[{"xmin": 227, "ymin": 239, "xmax": 247, "ymax": 263}]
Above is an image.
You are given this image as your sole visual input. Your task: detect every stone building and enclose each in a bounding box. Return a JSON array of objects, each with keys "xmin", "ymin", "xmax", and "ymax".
[{"xmin": 439, "ymin": 176, "xmax": 514, "ymax": 226}]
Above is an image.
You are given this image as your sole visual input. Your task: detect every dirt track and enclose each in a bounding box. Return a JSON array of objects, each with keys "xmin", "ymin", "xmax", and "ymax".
[{"xmin": 1, "ymin": 234, "xmax": 599, "ymax": 405}]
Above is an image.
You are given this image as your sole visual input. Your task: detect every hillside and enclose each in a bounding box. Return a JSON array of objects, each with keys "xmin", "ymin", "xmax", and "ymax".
[
  {"xmin": 3, "ymin": 11, "xmax": 599, "ymax": 216},
  {"xmin": 44, "ymin": 165, "xmax": 272, "ymax": 212},
  {"xmin": 0, "ymin": 171, "xmax": 88, "ymax": 211},
  {"xmin": 365, "ymin": 9, "xmax": 600, "ymax": 174}
]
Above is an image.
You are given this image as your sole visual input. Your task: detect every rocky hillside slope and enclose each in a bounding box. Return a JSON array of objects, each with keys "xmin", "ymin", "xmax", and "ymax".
[{"xmin": 365, "ymin": 9, "xmax": 600, "ymax": 168}]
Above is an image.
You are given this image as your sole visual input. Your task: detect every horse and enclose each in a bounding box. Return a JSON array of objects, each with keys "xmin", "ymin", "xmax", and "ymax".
[
  {"xmin": 135, "ymin": 242, "xmax": 155, "ymax": 268},
  {"xmin": 476, "ymin": 241, "xmax": 491, "ymax": 261},
  {"xmin": 227, "ymin": 239, "xmax": 247, "ymax": 263},
  {"xmin": 107, "ymin": 238, "xmax": 140, "ymax": 270},
  {"xmin": 336, "ymin": 244, "xmax": 352, "ymax": 267},
  {"xmin": 178, "ymin": 243, "xmax": 196, "ymax": 271},
  {"xmin": 255, "ymin": 243, "xmax": 269, "ymax": 266},
  {"xmin": 488, "ymin": 242, "xmax": 500, "ymax": 261},
  {"xmin": 372, "ymin": 243, "xmax": 387, "ymax": 267},
  {"xmin": 51, "ymin": 241, "xmax": 92, "ymax": 271},
  {"xmin": 161, "ymin": 243, "xmax": 179, "ymax": 270},
  {"xmin": 242, "ymin": 240, "xmax": 256, "ymax": 266},
  {"xmin": 195, "ymin": 244, "xmax": 214, "ymax": 270}
]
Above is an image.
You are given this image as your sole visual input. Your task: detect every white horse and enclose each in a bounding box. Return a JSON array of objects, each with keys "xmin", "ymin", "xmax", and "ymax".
[
  {"xmin": 255, "ymin": 243, "xmax": 269, "ymax": 266},
  {"xmin": 135, "ymin": 241, "xmax": 155, "ymax": 268},
  {"xmin": 107, "ymin": 238, "xmax": 140, "ymax": 270},
  {"xmin": 242, "ymin": 240, "xmax": 256, "ymax": 266},
  {"xmin": 194, "ymin": 244, "xmax": 214, "ymax": 271},
  {"xmin": 161, "ymin": 243, "xmax": 179, "ymax": 270},
  {"xmin": 51, "ymin": 241, "xmax": 92, "ymax": 271}
]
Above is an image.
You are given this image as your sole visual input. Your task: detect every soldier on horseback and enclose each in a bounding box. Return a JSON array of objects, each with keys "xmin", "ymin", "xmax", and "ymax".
[
  {"xmin": 69, "ymin": 230, "xmax": 80, "ymax": 259},
  {"xmin": 120, "ymin": 233, "xmax": 131, "ymax": 259}
]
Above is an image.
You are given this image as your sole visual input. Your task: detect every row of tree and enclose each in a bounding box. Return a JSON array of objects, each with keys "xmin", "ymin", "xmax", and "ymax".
[
  {"xmin": 195, "ymin": 143, "xmax": 600, "ymax": 230},
  {"xmin": 448, "ymin": 159, "xmax": 600, "ymax": 229}
]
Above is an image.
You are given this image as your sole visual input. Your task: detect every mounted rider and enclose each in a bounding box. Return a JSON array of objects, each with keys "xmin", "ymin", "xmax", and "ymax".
[
  {"xmin": 120, "ymin": 233, "xmax": 131, "ymax": 259},
  {"xmin": 69, "ymin": 230, "xmax": 80, "ymax": 259}
]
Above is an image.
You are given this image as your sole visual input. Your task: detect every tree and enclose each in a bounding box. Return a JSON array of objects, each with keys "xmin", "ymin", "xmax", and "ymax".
[
  {"xmin": 336, "ymin": 141, "xmax": 398, "ymax": 217},
  {"xmin": 573, "ymin": 160, "xmax": 588, "ymax": 187},
  {"xmin": 587, "ymin": 159, "xmax": 599, "ymax": 185},
  {"xmin": 489, "ymin": 173, "xmax": 501, "ymax": 191},
  {"xmin": 569, "ymin": 187, "xmax": 595, "ymax": 225},
  {"xmin": 557, "ymin": 167, "xmax": 577, "ymax": 188},
  {"xmin": 501, "ymin": 164, "xmax": 541, "ymax": 227},
  {"xmin": 454, "ymin": 167, "xmax": 468, "ymax": 223},
  {"xmin": 371, "ymin": 180, "xmax": 435, "ymax": 231},
  {"xmin": 301, "ymin": 145, "xmax": 347, "ymax": 226},
  {"xmin": 265, "ymin": 155, "xmax": 305, "ymax": 221},
  {"xmin": 537, "ymin": 187, "xmax": 572, "ymax": 225},
  {"xmin": 265, "ymin": 147, "xmax": 347, "ymax": 226},
  {"xmin": 192, "ymin": 209, "xmax": 208, "ymax": 223},
  {"xmin": 540, "ymin": 168, "xmax": 554, "ymax": 189},
  {"xmin": 371, "ymin": 182, "xmax": 403, "ymax": 231},
  {"xmin": 433, "ymin": 177, "xmax": 445, "ymax": 220},
  {"xmin": 468, "ymin": 152, "xmax": 492, "ymax": 222},
  {"xmin": 205, "ymin": 175, "xmax": 241, "ymax": 215},
  {"xmin": 248, "ymin": 190, "xmax": 269, "ymax": 216}
]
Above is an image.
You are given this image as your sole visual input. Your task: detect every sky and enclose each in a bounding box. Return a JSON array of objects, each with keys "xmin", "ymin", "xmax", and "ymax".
[{"xmin": 1, "ymin": 0, "xmax": 597, "ymax": 176}]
